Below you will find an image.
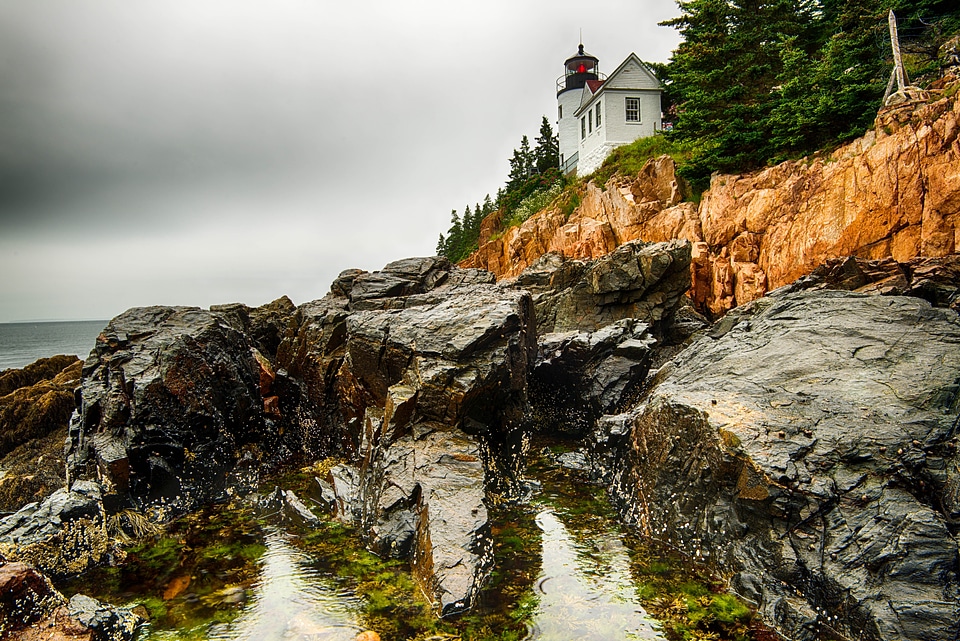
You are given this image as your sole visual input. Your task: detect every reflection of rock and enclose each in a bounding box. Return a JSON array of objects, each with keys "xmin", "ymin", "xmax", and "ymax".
[
  {"xmin": 256, "ymin": 487, "xmax": 320, "ymax": 525},
  {"xmin": 602, "ymin": 290, "xmax": 960, "ymax": 641}
]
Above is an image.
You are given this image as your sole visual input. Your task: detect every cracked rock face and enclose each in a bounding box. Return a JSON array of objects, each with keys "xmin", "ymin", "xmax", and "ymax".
[
  {"xmin": 310, "ymin": 259, "xmax": 534, "ymax": 615},
  {"xmin": 602, "ymin": 290, "xmax": 960, "ymax": 641},
  {"xmin": 67, "ymin": 306, "xmax": 276, "ymax": 513},
  {"xmin": 509, "ymin": 239, "xmax": 692, "ymax": 335}
]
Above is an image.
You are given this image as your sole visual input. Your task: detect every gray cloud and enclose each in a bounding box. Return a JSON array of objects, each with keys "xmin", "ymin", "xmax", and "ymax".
[{"xmin": 0, "ymin": 0, "xmax": 680, "ymax": 322}]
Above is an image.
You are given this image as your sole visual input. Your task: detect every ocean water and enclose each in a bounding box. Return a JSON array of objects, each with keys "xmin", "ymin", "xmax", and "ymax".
[{"xmin": 0, "ymin": 320, "xmax": 107, "ymax": 371}]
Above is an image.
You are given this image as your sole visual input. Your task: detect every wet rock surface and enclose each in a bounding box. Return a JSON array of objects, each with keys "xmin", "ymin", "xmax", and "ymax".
[
  {"xmin": 530, "ymin": 318, "xmax": 656, "ymax": 436},
  {"xmin": 599, "ymin": 290, "xmax": 960, "ymax": 641},
  {"xmin": 0, "ymin": 356, "xmax": 81, "ymax": 512},
  {"xmin": 784, "ymin": 254, "xmax": 960, "ymax": 313},
  {"xmin": 66, "ymin": 306, "xmax": 279, "ymax": 512},
  {"xmin": 14, "ymin": 242, "xmax": 957, "ymax": 639},
  {"xmin": 0, "ymin": 558, "xmax": 140, "ymax": 641},
  {"xmin": 0, "ymin": 356, "xmax": 80, "ymax": 512},
  {"xmin": 0, "ymin": 480, "xmax": 113, "ymax": 580},
  {"xmin": 508, "ymin": 238, "xmax": 692, "ymax": 334}
]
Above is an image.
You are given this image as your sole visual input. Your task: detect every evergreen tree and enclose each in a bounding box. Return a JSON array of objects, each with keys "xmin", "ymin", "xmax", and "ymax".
[
  {"xmin": 436, "ymin": 233, "xmax": 447, "ymax": 256},
  {"xmin": 534, "ymin": 116, "xmax": 560, "ymax": 172},
  {"xmin": 443, "ymin": 209, "xmax": 462, "ymax": 261},
  {"xmin": 482, "ymin": 194, "xmax": 494, "ymax": 215},
  {"xmin": 518, "ymin": 135, "xmax": 534, "ymax": 175},
  {"xmin": 664, "ymin": 0, "xmax": 960, "ymax": 182}
]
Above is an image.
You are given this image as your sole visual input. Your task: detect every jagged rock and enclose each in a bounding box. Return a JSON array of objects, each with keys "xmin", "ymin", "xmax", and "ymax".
[
  {"xmin": 509, "ymin": 239, "xmax": 692, "ymax": 334},
  {"xmin": 211, "ymin": 296, "xmax": 298, "ymax": 361},
  {"xmin": 530, "ymin": 318, "xmax": 655, "ymax": 436},
  {"xmin": 0, "ymin": 354, "xmax": 82, "ymax": 397},
  {"xmin": 786, "ymin": 254, "xmax": 960, "ymax": 313},
  {"xmin": 67, "ymin": 306, "xmax": 276, "ymax": 512},
  {"xmin": 282, "ymin": 258, "xmax": 534, "ymax": 615},
  {"xmin": 0, "ymin": 356, "xmax": 80, "ymax": 458},
  {"xmin": 0, "ymin": 481, "xmax": 113, "ymax": 580},
  {"xmin": 67, "ymin": 594, "xmax": 141, "ymax": 641},
  {"xmin": 601, "ymin": 290, "xmax": 960, "ymax": 641},
  {"xmin": 0, "ymin": 560, "xmax": 63, "ymax": 636},
  {"xmin": 348, "ymin": 256, "xmax": 452, "ymax": 303},
  {"xmin": 0, "ymin": 567, "xmax": 141, "ymax": 641},
  {"xmin": 342, "ymin": 422, "xmax": 492, "ymax": 616}
]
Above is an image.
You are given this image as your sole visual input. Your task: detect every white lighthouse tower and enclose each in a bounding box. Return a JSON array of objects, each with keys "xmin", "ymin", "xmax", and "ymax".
[{"xmin": 557, "ymin": 44, "xmax": 601, "ymax": 175}]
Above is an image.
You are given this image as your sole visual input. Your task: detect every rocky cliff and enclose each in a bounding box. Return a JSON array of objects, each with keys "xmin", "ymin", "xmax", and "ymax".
[
  {"xmin": 462, "ymin": 77, "xmax": 960, "ymax": 318},
  {"xmin": 590, "ymin": 289, "xmax": 960, "ymax": 641},
  {"xmin": 3, "ymin": 247, "xmax": 958, "ymax": 640}
]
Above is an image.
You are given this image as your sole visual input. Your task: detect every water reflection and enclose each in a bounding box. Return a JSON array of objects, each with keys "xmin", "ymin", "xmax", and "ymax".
[
  {"xmin": 203, "ymin": 529, "xmax": 364, "ymax": 641},
  {"xmin": 530, "ymin": 508, "xmax": 663, "ymax": 641}
]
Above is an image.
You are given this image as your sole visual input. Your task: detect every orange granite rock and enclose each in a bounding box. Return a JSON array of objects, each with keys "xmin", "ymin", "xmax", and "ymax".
[{"xmin": 463, "ymin": 77, "xmax": 960, "ymax": 317}]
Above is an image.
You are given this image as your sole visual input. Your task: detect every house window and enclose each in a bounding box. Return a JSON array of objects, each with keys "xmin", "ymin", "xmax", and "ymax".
[
  {"xmin": 588, "ymin": 110, "xmax": 593, "ymax": 133},
  {"xmin": 626, "ymin": 97, "xmax": 641, "ymax": 122},
  {"xmin": 596, "ymin": 102, "xmax": 601, "ymax": 127},
  {"xmin": 581, "ymin": 117, "xmax": 586, "ymax": 139}
]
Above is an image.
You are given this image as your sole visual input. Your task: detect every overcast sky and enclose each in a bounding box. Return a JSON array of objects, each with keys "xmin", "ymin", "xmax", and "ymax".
[{"xmin": 0, "ymin": 0, "xmax": 681, "ymax": 322}]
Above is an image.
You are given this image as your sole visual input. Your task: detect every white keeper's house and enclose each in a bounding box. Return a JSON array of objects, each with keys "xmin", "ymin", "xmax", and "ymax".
[{"xmin": 557, "ymin": 44, "xmax": 664, "ymax": 177}]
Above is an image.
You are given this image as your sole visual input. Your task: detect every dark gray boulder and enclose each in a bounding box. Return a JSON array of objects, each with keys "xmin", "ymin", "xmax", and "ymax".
[
  {"xmin": 68, "ymin": 593, "xmax": 142, "ymax": 641},
  {"xmin": 315, "ymin": 262, "xmax": 534, "ymax": 615},
  {"xmin": 530, "ymin": 318, "xmax": 656, "ymax": 436},
  {"xmin": 784, "ymin": 254, "xmax": 960, "ymax": 313},
  {"xmin": 509, "ymin": 239, "xmax": 692, "ymax": 335},
  {"xmin": 336, "ymin": 419, "xmax": 492, "ymax": 616},
  {"xmin": 599, "ymin": 290, "xmax": 960, "ymax": 641},
  {"xmin": 67, "ymin": 306, "xmax": 276, "ymax": 513}
]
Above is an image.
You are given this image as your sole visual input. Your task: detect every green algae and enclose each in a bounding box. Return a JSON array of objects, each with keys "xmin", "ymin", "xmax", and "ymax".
[
  {"xmin": 60, "ymin": 449, "xmax": 771, "ymax": 641},
  {"xmin": 61, "ymin": 500, "xmax": 267, "ymax": 636}
]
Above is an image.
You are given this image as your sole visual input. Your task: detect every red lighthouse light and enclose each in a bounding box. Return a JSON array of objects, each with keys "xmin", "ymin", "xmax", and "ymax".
[{"xmin": 578, "ymin": 63, "xmax": 586, "ymax": 73}]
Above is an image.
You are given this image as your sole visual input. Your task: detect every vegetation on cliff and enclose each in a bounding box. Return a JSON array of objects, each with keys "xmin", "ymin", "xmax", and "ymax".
[
  {"xmin": 437, "ymin": 116, "xmax": 562, "ymax": 263},
  {"xmin": 436, "ymin": 1, "xmax": 960, "ymax": 255},
  {"xmin": 661, "ymin": 0, "xmax": 960, "ymax": 191}
]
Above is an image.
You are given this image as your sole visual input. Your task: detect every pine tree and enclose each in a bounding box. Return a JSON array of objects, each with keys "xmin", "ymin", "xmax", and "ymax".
[
  {"xmin": 443, "ymin": 209, "xmax": 463, "ymax": 261},
  {"xmin": 534, "ymin": 116, "xmax": 560, "ymax": 172}
]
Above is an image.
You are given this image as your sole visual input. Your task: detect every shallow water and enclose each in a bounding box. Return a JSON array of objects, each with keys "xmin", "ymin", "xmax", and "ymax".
[
  {"xmin": 529, "ymin": 507, "xmax": 663, "ymax": 641},
  {"xmin": 200, "ymin": 530, "xmax": 363, "ymax": 641},
  {"xmin": 65, "ymin": 457, "xmax": 757, "ymax": 641}
]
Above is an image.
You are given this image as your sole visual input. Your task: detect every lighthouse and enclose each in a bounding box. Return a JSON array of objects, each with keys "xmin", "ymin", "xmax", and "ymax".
[
  {"xmin": 557, "ymin": 44, "xmax": 601, "ymax": 175},
  {"xmin": 555, "ymin": 43, "xmax": 663, "ymax": 176}
]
